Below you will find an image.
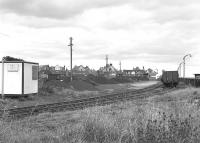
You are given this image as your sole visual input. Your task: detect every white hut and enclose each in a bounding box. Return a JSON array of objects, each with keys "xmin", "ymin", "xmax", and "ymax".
[{"xmin": 0, "ymin": 60, "xmax": 39, "ymax": 96}]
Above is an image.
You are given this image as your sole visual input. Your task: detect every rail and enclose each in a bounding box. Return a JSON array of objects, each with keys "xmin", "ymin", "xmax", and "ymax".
[{"xmin": 0, "ymin": 83, "xmax": 173, "ymax": 119}]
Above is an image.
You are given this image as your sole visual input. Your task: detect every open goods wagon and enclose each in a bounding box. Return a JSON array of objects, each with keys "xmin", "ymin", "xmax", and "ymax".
[{"xmin": 161, "ymin": 71, "xmax": 179, "ymax": 87}]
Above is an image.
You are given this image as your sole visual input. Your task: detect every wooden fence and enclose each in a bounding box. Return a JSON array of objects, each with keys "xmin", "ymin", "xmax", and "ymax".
[{"xmin": 179, "ymin": 78, "xmax": 200, "ymax": 87}]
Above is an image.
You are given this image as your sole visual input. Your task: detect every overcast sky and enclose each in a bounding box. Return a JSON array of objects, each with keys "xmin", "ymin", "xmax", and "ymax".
[{"xmin": 0, "ymin": 0, "xmax": 200, "ymax": 77}]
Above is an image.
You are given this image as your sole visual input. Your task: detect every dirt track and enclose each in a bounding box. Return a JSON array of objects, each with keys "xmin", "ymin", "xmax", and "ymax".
[{"xmin": 96, "ymin": 81, "xmax": 159, "ymax": 93}]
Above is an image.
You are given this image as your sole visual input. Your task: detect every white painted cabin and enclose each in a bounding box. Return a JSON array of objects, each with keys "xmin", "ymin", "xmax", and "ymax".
[{"xmin": 0, "ymin": 61, "xmax": 39, "ymax": 96}]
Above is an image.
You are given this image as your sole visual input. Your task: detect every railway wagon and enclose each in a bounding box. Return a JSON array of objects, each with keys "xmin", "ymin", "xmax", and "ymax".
[{"xmin": 161, "ymin": 71, "xmax": 179, "ymax": 87}]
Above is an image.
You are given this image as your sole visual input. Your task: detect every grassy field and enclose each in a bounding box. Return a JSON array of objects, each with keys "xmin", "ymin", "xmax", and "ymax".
[
  {"xmin": 2, "ymin": 81, "xmax": 158, "ymax": 109},
  {"xmin": 1, "ymin": 87, "xmax": 200, "ymax": 143}
]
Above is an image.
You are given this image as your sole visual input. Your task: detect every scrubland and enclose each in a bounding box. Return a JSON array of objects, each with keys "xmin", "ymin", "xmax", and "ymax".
[{"xmin": 1, "ymin": 87, "xmax": 200, "ymax": 143}]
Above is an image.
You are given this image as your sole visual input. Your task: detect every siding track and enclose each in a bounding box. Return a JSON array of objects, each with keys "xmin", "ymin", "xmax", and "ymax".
[{"xmin": 0, "ymin": 83, "xmax": 176, "ymax": 119}]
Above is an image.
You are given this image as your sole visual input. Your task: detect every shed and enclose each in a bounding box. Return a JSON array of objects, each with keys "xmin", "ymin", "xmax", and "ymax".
[
  {"xmin": 194, "ymin": 74, "xmax": 200, "ymax": 79},
  {"xmin": 0, "ymin": 61, "xmax": 39, "ymax": 96},
  {"xmin": 194, "ymin": 74, "xmax": 200, "ymax": 87}
]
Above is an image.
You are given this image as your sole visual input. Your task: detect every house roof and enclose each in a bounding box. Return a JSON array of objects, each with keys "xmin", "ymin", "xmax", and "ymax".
[
  {"xmin": 3, "ymin": 56, "xmax": 24, "ymax": 61},
  {"xmin": 99, "ymin": 64, "xmax": 117, "ymax": 72},
  {"xmin": 73, "ymin": 65, "xmax": 91, "ymax": 72},
  {"xmin": 0, "ymin": 61, "xmax": 39, "ymax": 64}
]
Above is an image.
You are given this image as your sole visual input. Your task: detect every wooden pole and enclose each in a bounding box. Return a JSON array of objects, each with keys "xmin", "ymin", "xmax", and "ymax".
[
  {"xmin": 1, "ymin": 57, "xmax": 4, "ymax": 100},
  {"xmin": 68, "ymin": 37, "xmax": 73, "ymax": 82}
]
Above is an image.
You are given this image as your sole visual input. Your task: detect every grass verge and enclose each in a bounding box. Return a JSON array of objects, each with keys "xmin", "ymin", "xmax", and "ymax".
[{"xmin": 1, "ymin": 87, "xmax": 200, "ymax": 143}]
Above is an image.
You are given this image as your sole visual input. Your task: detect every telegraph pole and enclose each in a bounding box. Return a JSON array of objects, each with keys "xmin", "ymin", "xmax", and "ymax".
[
  {"xmin": 119, "ymin": 61, "xmax": 122, "ymax": 73},
  {"xmin": 1, "ymin": 57, "xmax": 5, "ymax": 100},
  {"xmin": 183, "ymin": 59, "xmax": 185, "ymax": 78},
  {"xmin": 68, "ymin": 37, "xmax": 73, "ymax": 82},
  {"xmin": 105, "ymin": 55, "xmax": 108, "ymax": 72}
]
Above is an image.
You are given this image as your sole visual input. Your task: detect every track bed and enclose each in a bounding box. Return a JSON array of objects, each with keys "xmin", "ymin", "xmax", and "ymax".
[{"xmin": 0, "ymin": 82, "xmax": 178, "ymax": 119}]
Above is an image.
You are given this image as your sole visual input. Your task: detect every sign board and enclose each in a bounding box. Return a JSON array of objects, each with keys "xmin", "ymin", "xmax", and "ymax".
[{"xmin": 7, "ymin": 64, "xmax": 19, "ymax": 72}]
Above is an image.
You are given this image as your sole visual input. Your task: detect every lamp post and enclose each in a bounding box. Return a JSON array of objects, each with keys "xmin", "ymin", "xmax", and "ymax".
[
  {"xmin": 177, "ymin": 62, "xmax": 183, "ymax": 77},
  {"xmin": 183, "ymin": 54, "xmax": 192, "ymax": 78}
]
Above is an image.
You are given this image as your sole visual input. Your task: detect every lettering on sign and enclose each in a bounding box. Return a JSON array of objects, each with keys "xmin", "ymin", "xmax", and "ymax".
[{"xmin": 7, "ymin": 64, "xmax": 19, "ymax": 72}]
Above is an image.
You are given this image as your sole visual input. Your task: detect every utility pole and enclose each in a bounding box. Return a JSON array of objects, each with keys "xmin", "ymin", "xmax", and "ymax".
[
  {"xmin": 68, "ymin": 37, "xmax": 73, "ymax": 82},
  {"xmin": 105, "ymin": 55, "xmax": 108, "ymax": 72},
  {"xmin": 183, "ymin": 54, "xmax": 192, "ymax": 78},
  {"xmin": 1, "ymin": 57, "xmax": 5, "ymax": 100},
  {"xmin": 119, "ymin": 61, "xmax": 121, "ymax": 73}
]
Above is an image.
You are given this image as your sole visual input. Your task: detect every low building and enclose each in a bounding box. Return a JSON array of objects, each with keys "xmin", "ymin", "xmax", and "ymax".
[
  {"xmin": 39, "ymin": 65, "xmax": 50, "ymax": 71},
  {"xmin": 55, "ymin": 65, "xmax": 65, "ymax": 71},
  {"xmin": 48, "ymin": 65, "xmax": 66, "ymax": 80},
  {"xmin": 123, "ymin": 70, "xmax": 136, "ymax": 76},
  {"xmin": 73, "ymin": 65, "xmax": 95, "ymax": 76},
  {"xmin": 48, "ymin": 70, "xmax": 66, "ymax": 80},
  {"xmin": 147, "ymin": 70, "xmax": 158, "ymax": 80},
  {"xmin": 39, "ymin": 65, "xmax": 50, "ymax": 80},
  {"xmin": 39, "ymin": 65, "xmax": 67, "ymax": 80},
  {"xmin": 123, "ymin": 69, "xmax": 146, "ymax": 76},
  {"xmin": 120, "ymin": 68, "xmax": 149, "ymax": 81},
  {"xmin": 98, "ymin": 63, "xmax": 118, "ymax": 79},
  {"xmin": 0, "ymin": 58, "xmax": 39, "ymax": 96},
  {"xmin": 135, "ymin": 69, "xmax": 146, "ymax": 76}
]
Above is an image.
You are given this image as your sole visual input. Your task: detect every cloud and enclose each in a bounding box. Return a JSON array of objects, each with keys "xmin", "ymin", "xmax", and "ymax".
[
  {"xmin": 2, "ymin": 0, "xmax": 200, "ymax": 30},
  {"xmin": 0, "ymin": 32, "xmax": 10, "ymax": 37},
  {"xmin": 0, "ymin": 0, "xmax": 132, "ymax": 19},
  {"xmin": 1, "ymin": 0, "xmax": 200, "ymax": 76},
  {"xmin": 153, "ymin": 4, "xmax": 200, "ymax": 24}
]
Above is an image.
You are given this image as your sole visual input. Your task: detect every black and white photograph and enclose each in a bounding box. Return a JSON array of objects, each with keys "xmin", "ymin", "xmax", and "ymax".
[{"xmin": 0, "ymin": 0, "xmax": 200, "ymax": 142}]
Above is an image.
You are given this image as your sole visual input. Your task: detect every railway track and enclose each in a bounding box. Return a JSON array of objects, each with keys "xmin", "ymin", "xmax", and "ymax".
[{"xmin": 0, "ymin": 83, "xmax": 174, "ymax": 119}]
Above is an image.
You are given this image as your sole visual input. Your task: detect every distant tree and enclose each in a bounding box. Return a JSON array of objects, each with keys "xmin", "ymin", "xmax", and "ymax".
[
  {"xmin": 135, "ymin": 66, "xmax": 140, "ymax": 71},
  {"xmin": 147, "ymin": 68, "xmax": 153, "ymax": 74}
]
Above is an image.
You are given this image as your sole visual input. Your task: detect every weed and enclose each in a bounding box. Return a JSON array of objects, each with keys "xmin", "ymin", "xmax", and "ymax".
[{"xmin": 1, "ymin": 88, "xmax": 200, "ymax": 143}]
